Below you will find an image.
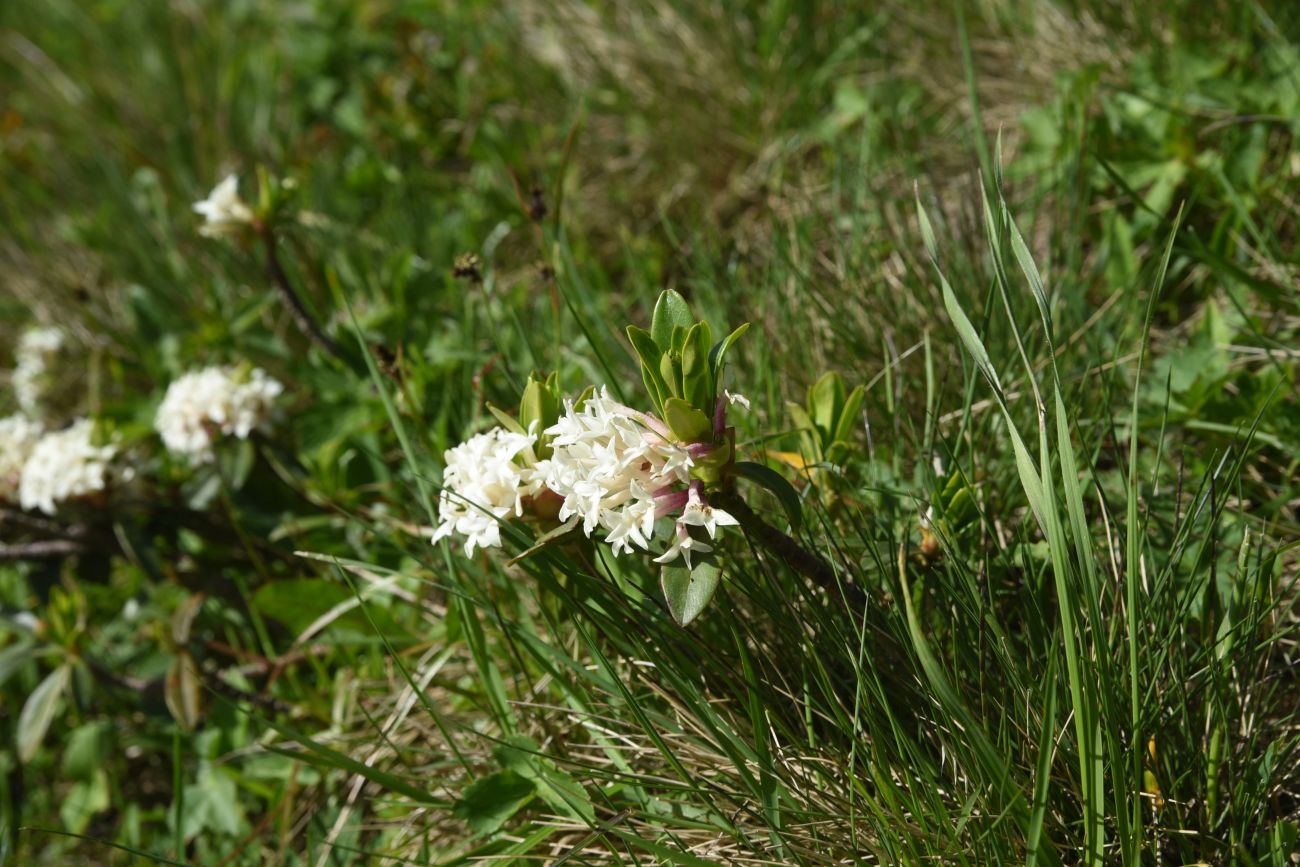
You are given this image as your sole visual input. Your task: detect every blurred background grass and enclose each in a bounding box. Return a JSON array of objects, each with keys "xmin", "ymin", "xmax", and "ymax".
[{"xmin": 1, "ymin": 0, "xmax": 1298, "ymax": 863}]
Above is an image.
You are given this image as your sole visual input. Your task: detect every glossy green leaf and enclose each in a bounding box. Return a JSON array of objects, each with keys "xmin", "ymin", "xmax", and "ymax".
[
  {"xmin": 629, "ymin": 326, "xmax": 670, "ymax": 411},
  {"xmin": 626, "ymin": 325, "xmax": 662, "ymax": 367},
  {"xmin": 661, "ymin": 555, "xmax": 722, "ymax": 626},
  {"xmin": 651, "ymin": 289, "xmax": 693, "ymax": 348},
  {"xmin": 682, "ymin": 321, "xmax": 713, "ymax": 408},
  {"xmin": 659, "ymin": 352, "xmax": 680, "ymax": 398},
  {"xmin": 670, "ymin": 324, "xmax": 689, "ymax": 356},
  {"xmin": 733, "ymin": 461, "xmax": 803, "ymax": 531},
  {"xmin": 664, "ymin": 398, "xmax": 713, "ymax": 443},
  {"xmin": 708, "ymin": 322, "xmax": 750, "ymax": 379}
]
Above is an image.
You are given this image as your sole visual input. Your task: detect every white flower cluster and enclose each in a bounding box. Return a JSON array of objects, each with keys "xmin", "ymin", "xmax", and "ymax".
[
  {"xmin": 155, "ymin": 366, "xmax": 284, "ymax": 463},
  {"xmin": 535, "ymin": 389, "xmax": 693, "ymax": 557},
  {"xmin": 432, "ymin": 427, "xmax": 542, "ymax": 556},
  {"xmin": 18, "ymin": 419, "xmax": 120, "ymax": 515},
  {"xmin": 434, "ymin": 388, "xmax": 738, "ymax": 568},
  {"xmin": 13, "ymin": 326, "xmax": 65, "ymax": 417},
  {"xmin": 0, "ymin": 414, "xmax": 43, "ymax": 503},
  {"xmin": 193, "ymin": 175, "xmax": 254, "ymax": 237}
]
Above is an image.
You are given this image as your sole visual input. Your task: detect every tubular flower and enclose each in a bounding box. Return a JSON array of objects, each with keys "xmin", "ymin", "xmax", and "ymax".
[
  {"xmin": 432, "ymin": 427, "xmax": 542, "ymax": 557},
  {"xmin": 535, "ymin": 387, "xmax": 693, "ymax": 557},
  {"xmin": 193, "ymin": 174, "xmax": 255, "ymax": 237},
  {"xmin": 0, "ymin": 415, "xmax": 43, "ymax": 503},
  {"xmin": 19, "ymin": 419, "xmax": 119, "ymax": 515},
  {"xmin": 155, "ymin": 365, "xmax": 284, "ymax": 464}
]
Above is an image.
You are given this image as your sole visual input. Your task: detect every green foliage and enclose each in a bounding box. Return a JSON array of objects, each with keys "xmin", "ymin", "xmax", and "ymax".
[{"xmin": 0, "ymin": 0, "xmax": 1298, "ymax": 863}]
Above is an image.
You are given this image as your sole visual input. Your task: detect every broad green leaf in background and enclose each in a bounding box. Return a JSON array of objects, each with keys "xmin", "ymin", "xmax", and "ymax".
[
  {"xmin": 18, "ymin": 664, "xmax": 70, "ymax": 763},
  {"xmin": 452, "ymin": 769, "xmax": 537, "ymax": 834}
]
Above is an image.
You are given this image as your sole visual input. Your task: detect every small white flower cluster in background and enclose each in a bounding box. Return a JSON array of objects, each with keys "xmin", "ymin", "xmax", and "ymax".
[
  {"xmin": 155, "ymin": 365, "xmax": 284, "ymax": 463},
  {"xmin": 18, "ymin": 419, "xmax": 120, "ymax": 515},
  {"xmin": 193, "ymin": 175, "xmax": 254, "ymax": 237},
  {"xmin": 432, "ymin": 427, "xmax": 542, "ymax": 556},
  {"xmin": 434, "ymin": 387, "xmax": 738, "ymax": 568},
  {"xmin": 0, "ymin": 414, "xmax": 44, "ymax": 503},
  {"xmin": 13, "ymin": 326, "xmax": 65, "ymax": 417}
]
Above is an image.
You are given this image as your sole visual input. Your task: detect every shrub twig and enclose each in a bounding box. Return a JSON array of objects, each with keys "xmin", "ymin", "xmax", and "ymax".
[
  {"xmin": 711, "ymin": 490, "xmax": 862, "ymax": 606},
  {"xmin": 259, "ymin": 226, "xmax": 349, "ymax": 366}
]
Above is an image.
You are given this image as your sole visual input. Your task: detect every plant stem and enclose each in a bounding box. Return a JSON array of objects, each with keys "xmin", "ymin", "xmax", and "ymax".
[
  {"xmin": 260, "ymin": 226, "xmax": 349, "ymax": 366},
  {"xmin": 0, "ymin": 540, "xmax": 84, "ymax": 560},
  {"xmin": 710, "ymin": 490, "xmax": 861, "ymax": 605}
]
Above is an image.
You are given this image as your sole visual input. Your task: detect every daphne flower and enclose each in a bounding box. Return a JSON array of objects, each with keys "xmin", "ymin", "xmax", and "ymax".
[
  {"xmin": 653, "ymin": 526, "xmax": 714, "ymax": 570},
  {"xmin": 155, "ymin": 366, "xmax": 284, "ymax": 463},
  {"xmin": 536, "ymin": 388, "xmax": 691, "ymax": 557},
  {"xmin": 193, "ymin": 175, "xmax": 254, "ymax": 237},
  {"xmin": 677, "ymin": 484, "xmax": 738, "ymax": 539},
  {"xmin": 13, "ymin": 327, "xmax": 65, "ymax": 417},
  {"xmin": 432, "ymin": 427, "xmax": 541, "ymax": 556},
  {"xmin": 724, "ymin": 390, "xmax": 750, "ymax": 410},
  {"xmin": 19, "ymin": 419, "xmax": 119, "ymax": 515},
  {"xmin": 0, "ymin": 415, "xmax": 43, "ymax": 502}
]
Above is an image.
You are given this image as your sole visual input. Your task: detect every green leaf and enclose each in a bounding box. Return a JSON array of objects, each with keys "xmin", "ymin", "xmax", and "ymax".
[
  {"xmin": 220, "ymin": 436, "xmax": 256, "ymax": 490},
  {"xmin": 651, "ymin": 289, "xmax": 693, "ymax": 348},
  {"xmin": 732, "ymin": 461, "xmax": 803, "ymax": 531},
  {"xmin": 639, "ymin": 362, "xmax": 668, "ymax": 415},
  {"xmin": 626, "ymin": 325, "xmax": 662, "ymax": 367},
  {"xmin": 18, "ymin": 664, "xmax": 69, "ymax": 763},
  {"xmin": 664, "ymin": 398, "xmax": 713, "ymax": 443},
  {"xmin": 809, "ymin": 372, "xmax": 845, "ymax": 439},
  {"xmin": 453, "ymin": 769, "xmax": 536, "ymax": 834},
  {"xmin": 507, "ymin": 517, "xmax": 581, "ymax": 565},
  {"xmin": 486, "ymin": 404, "xmax": 528, "ymax": 436},
  {"xmin": 252, "ymin": 578, "xmax": 411, "ymax": 639},
  {"xmin": 0, "ymin": 642, "xmax": 45, "ymax": 690},
  {"xmin": 708, "ymin": 322, "xmax": 750, "ymax": 379},
  {"xmin": 62, "ymin": 721, "xmax": 113, "ymax": 781},
  {"xmin": 832, "ymin": 385, "xmax": 864, "ymax": 446},
  {"xmin": 786, "ymin": 401, "xmax": 814, "ymax": 435},
  {"xmin": 518, "ymin": 378, "xmax": 544, "ymax": 435},
  {"xmin": 60, "ymin": 769, "xmax": 110, "ymax": 835},
  {"xmin": 178, "ymin": 767, "xmax": 246, "ymax": 841},
  {"xmin": 915, "ymin": 192, "xmax": 1003, "ymax": 393},
  {"xmin": 493, "ymin": 734, "xmax": 595, "ymax": 824},
  {"xmin": 170, "ymin": 592, "xmax": 205, "ymax": 646},
  {"xmin": 659, "ymin": 353, "xmax": 680, "ymax": 399},
  {"xmin": 669, "ymin": 324, "xmax": 689, "ymax": 356},
  {"xmin": 628, "ymin": 326, "xmax": 669, "ymax": 412},
  {"xmin": 164, "ymin": 651, "xmax": 204, "ymax": 732},
  {"xmin": 660, "ymin": 555, "xmax": 722, "ymax": 626},
  {"xmin": 682, "ymin": 321, "xmax": 713, "ymax": 408}
]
